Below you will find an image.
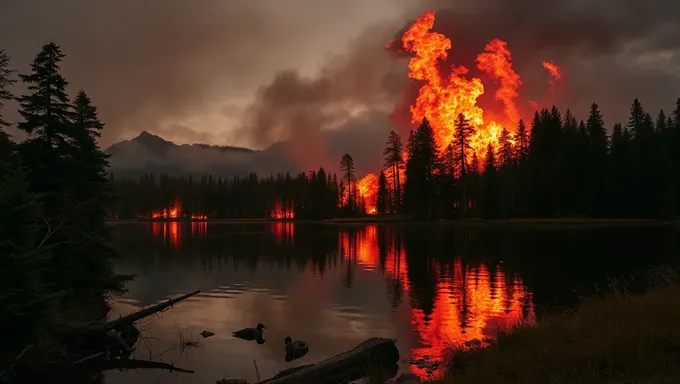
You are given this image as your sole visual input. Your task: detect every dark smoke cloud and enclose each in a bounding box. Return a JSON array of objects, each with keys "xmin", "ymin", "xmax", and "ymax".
[
  {"xmin": 0, "ymin": 0, "xmax": 410, "ymax": 149},
  {"xmin": 239, "ymin": 0, "xmax": 680, "ymax": 175},
  {"xmin": 2, "ymin": 0, "xmax": 679, "ymax": 177},
  {"xmin": 237, "ymin": 21, "xmax": 410, "ymax": 174}
]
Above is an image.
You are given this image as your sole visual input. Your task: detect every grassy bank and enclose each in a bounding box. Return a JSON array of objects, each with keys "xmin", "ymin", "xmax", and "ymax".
[{"xmin": 436, "ymin": 268, "xmax": 680, "ymax": 384}]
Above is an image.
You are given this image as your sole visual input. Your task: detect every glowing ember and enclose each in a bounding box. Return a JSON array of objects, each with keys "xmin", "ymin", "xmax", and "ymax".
[{"xmin": 271, "ymin": 199, "xmax": 295, "ymax": 219}]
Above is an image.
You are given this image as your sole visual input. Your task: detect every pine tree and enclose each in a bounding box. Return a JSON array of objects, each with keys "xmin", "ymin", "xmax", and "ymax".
[
  {"xmin": 609, "ymin": 123, "xmax": 631, "ymax": 217},
  {"xmin": 497, "ymin": 127, "xmax": 513, "ymax": 167},
  {"xmin": 482, "ymin": 143, "xmax": 499, "ymax": 218},
  {"xmin": 586, "ymin": 103, "xmax": 608, "ymax": 216},
  {"xmin": 70, "ymin": 90, "xmax": 124, "ymax": 298},
  {"xmin": 383, "ymin": 130, "xmax": 404, "ymax": 213},
  {"xmin": 514, "ymin": 119, "xmax": 529, "ymax": 163},
  {"xmin": 340, "ymin": 153, "xmax": 355, "ymax": 214},
  {"xmin": 376, "ymin": 171, "xmax": 389, "ymax": 215},
  {"xmin": 0, "ymin": 162, "xmax": 55, "ymax": 368},
  {"xmin": 0, "ymin": 49, "xmax": 16, "ymax": 160},
  {"xmin": 403, "ymin": 119, "xmax": 440, "ymax": 219},
  {"xmin": 15, "ymin": 43, "xmax": 79, "ymax": 300},
  {"xmin": 453, "ymin": 114, "xmax": 475, "ymax": 214}
]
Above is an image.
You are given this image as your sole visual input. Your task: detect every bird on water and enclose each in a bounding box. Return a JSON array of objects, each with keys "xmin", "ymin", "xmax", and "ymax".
[
  {"xmin": 232, "ymin": 323, "xmax": 266, "ymax": 341},
  {"xmin": 284, "ymin": 336, "xmax": 309, "ymax": 362}
]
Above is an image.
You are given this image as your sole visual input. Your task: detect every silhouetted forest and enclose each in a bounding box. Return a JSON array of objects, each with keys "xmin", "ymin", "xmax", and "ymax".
[
  {"xmin": 113, "ymin": 102, "xmax": 680, "ymax": 220},
  {"xmin": 1, "ymin": 45, "xmax": 126, "ymax": 374}
]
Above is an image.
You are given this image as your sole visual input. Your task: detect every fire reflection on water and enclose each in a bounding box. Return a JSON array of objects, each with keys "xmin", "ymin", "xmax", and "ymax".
[
  {"xmin": 341, "ymin": 225, "xmax": 535, "ymax": 378},
  {"xmin": 148, "ymin": 223, "xmax": 534, "ymax": 379}
]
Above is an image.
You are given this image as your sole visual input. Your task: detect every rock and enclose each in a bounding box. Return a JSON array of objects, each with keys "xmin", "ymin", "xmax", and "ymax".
[{"xmin": 200, "ymin": 330, "xmax": 216, "ymax": 338}]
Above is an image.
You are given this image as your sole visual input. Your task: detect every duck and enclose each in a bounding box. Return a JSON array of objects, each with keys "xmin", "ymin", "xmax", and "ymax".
[
  {"xmin": 284, "ymin": 336, "xmax": 309, "ymax": 362},
  {"xmin": 232, "ymin": 323, "xmax": 265, "ymax": 341}
]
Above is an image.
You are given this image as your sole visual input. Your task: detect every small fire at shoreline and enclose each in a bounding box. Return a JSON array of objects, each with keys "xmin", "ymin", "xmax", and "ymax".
[
  {"xmin": 270, "ymin": 199, "xmax": 295, "ymax": 220},
  {"xmin": 140, "ymin": 200, "xmax": 208, "ymax": 220}
]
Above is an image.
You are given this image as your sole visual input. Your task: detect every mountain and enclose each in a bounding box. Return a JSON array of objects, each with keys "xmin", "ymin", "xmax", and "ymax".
[{"xmin": 104, "ymin": 131, "xmax": 298, "ymax": 178}]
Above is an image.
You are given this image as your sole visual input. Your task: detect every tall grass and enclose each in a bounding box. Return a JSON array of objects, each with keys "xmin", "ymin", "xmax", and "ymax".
[{"xmin": 436, "ymin": 265, "xmax": 680, "ymax": 384}]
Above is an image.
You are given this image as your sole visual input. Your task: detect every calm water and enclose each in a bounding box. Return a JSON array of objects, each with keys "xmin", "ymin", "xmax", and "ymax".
[{"xmin": 105, "ymin": 223, "xmax": 678, "ymax": 384}]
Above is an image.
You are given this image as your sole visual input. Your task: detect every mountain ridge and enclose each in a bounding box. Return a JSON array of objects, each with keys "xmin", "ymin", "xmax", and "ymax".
[{"xmin": 104, "ymin": 131, "xmax": 297, "ymax": 178}]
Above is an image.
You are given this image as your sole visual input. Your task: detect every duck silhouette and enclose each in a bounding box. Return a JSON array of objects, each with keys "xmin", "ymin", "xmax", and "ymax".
[
  {"xmin": 232, "ymin": 323, "xmax": 265, "ymax": 341},
  {"xmin": 284, "ymin": 336, "xmax": 309, "ymax": 362}
]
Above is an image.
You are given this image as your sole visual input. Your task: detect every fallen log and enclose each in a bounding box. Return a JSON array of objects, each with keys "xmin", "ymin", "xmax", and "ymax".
[
  {"xmin": 98, "ymin": 290, "xmax": 201, "ymax": 332},
  {"xmin": 219, "ymin": 337, "xmax": 399, "ymax": 384},
  {"xmin": 95, "ymin": 358, "xmax": 195, "ymax": 374}
]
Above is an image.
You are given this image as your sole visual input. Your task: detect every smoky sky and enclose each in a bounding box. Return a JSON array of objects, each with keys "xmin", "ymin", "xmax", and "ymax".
[
  {"xmin": 0, "ymin": 0, "xmax": 413, "ymax": 148},
  {"xmin": 2, "ymin": 0, "xmax": 680, "ymax": 174}
]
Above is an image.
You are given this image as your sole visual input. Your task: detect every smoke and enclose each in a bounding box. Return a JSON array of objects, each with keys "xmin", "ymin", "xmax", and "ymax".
[
  {"xmin": 2, "ymin": 0, "xmax": 680, "ymax": 177},
  {"xmin": 236, "ymin": 20, "xmax": 410, "ymax": 175},
  {"xmin": 0, "ymin": 0, "xmax": 412, "ymax": 149},
  {"xmin": 238, "ymin": 0, "xmax": 680, "ymax": 175}
]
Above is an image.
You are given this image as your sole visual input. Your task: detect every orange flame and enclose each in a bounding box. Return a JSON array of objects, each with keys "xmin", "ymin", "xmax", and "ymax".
[
  {"xmin": 400, "ymin": 10, "xmax": 559, "ymax": 161},
  {"xmin": 150, "ymin": 200, "xmax": 182, "ymax": 219},
  {"xmin": 271, "ymin": 199, "xmax": 295, "ymax": 219},
  {"xmin": 357, "ymin": 173, "xmax": 379, "ymax": 215},
  {"xmin": 542, "ymin": 60, "xmax": 562, "ymax": 84},
  {"xmin": 476, "ymin": 39, "xmax": 522, "ymax": 127}
]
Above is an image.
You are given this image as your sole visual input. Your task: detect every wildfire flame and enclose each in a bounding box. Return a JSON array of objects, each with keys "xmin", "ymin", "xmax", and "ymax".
[
  {"xmin": 271, "ymin": 199, "xmax": 295, "ymax": 219},
  {"xmin": 542, "ymin": 60, "xmax": 562, "ymax": 84},
  {"xmin": 357, "ymin": 173, "xmax": 378, "ymax": 215},
  {"xmin": 355, "ymin": 10, "xmax": 561, "ymax": 201},
  {"xmin": 151, "ymin": 201, "xmax": 181, "ymax": 219}
]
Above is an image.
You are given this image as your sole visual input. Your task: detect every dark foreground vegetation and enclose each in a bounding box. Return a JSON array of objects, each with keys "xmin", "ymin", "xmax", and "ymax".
[
  {"xmin": 437, "ymin": 267, "xmax": 680, "ymax": 384},
  {"xmin": 111, "ymin": 100, "xmax": 680, "ymax": 221},
  {"xmin": 0, "ymin": 46, "xmax": 127, "ymax": 379}
]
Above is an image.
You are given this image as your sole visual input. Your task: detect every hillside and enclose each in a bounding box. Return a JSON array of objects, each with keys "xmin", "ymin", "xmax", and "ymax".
[{"xmin": 104, "ymin": 131, "xmax": 298, "ymax": 178}]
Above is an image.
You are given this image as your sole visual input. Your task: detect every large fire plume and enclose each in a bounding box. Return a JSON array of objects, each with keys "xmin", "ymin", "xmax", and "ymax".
[{"xmin": 353, "ymin": 10, "xmax": 562, "ymax": 211}]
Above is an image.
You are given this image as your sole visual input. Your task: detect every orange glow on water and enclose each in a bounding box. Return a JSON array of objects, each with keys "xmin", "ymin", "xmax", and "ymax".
[
  {"xmin": 152, "ymin": 222, "xmax": 181, "ymax": 247},
  {"xmin": 272, "ymin": 222, "xmax": 295, "ymax": 245},
  {"xmin": 340, "ymin": 225, "xmax": 535, "ymax": 379}
]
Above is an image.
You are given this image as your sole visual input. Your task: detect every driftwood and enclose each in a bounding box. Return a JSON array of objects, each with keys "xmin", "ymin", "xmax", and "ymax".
[
  {"xmin": 98, "ymin": 290, "xmax": 201, "ymax": 332},
  {"xmin": 219, "ymin": 337, "xmax": 399, "ymax": 384},
  {"xmin": 95, "ymin": 358, "xmax": 195, "ymax": 373}
]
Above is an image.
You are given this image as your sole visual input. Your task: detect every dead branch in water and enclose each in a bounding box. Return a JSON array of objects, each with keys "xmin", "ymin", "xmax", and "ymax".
[{"xmin": 97, "ymin": 290, "xmax": 201, "ymax": 332}]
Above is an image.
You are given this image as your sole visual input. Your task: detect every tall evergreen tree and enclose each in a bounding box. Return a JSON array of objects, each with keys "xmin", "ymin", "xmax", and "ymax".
[
  {"xmin": 0, "ymin": 49, "xmax": 15, "ymax": 159},
  {"xmin": 0, "ymin": 162, "xmax": 55, "ymax": 368},
  {"xmin": 15, "ymin": 43, "xmax": 78, "ymax": 298},
  {"xmin": 481, "ymin": 143, "xmax": 500, "ymax": 218},
  {"xmin": 452, "ymin": 113, "xmax": 475, "ymax": 215},
  {"xmin": 404, "ymin": 119, "xmax": 440, "ymax": 219},
  {"xmin": 383, "ymin": 130, "xmax": 404, "ymax": 213},
  {"xmin": 376, "ymin": 171, "xmax": 389, "ymax": 215},
  {"xmin": 340, "ymin": 153, "xmax": 355, "ymax": 213},
  {"xmin": 586, "ymin": 103, "xmax": 608, "ymax": 216},
  {"xmin": 70, "ymin": 90, "xmax": 124, "ymax": 297}
]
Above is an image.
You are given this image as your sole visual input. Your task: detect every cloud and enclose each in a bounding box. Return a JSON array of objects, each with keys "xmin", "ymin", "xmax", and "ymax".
[{"xmin": 0, "ymin": 0, "xmax": 413, "ymax": 147}]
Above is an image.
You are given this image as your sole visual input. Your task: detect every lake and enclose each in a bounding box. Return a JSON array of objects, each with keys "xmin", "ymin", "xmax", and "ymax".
[{"xmin": 105, "ymin": 222, "xmax": 678, "ymax": 384}]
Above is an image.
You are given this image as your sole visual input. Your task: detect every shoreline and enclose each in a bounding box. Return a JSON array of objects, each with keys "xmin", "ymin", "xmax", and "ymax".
[
  {"xmin": 107, "ymin": 217, "xmax": 679, "ymax": 229},
  {"xmin": 432, "ymin": 274, "xmax": 680, "ymax": 384}
]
